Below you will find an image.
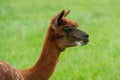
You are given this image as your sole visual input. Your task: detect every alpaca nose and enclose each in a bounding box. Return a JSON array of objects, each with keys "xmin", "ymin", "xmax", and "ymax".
[{"xmin": 84, "ymin": 34, "xmax": 89, "ymax": 38}]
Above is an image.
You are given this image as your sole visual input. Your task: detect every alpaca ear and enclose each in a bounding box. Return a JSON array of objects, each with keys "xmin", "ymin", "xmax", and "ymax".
[
  {"xmin": 64, "ymin": 10, "xmax": 70, "ymax": 17},
  {"xmin": 54, "ymin": 10, "xmax": 65, "ymax": 26}
]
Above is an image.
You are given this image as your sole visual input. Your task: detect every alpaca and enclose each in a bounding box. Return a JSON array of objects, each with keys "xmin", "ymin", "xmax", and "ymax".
[{"xmin": 0, "ymin": 10, "xmax": 89, "ymax": 80}]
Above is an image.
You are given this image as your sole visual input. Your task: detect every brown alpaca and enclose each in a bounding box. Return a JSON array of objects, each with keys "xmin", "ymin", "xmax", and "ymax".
[{"xmin": 0, "ymin": 10, "xmax": 89, "ymax": 80}]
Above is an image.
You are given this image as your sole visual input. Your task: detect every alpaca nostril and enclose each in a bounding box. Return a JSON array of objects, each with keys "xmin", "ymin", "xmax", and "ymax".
[{"xmin": 84, "ymin": 34, "xmax": 89, "ymax": 38}]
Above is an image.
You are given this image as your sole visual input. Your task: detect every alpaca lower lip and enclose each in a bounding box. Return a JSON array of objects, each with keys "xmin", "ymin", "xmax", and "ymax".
[
  {"xmin": 80, "ymin": 40, "xmax": 83, "ymax": 44},
  {"xmin": 75, "ymin": 39, "xmax": 89, "ymax": 46},
  {"xmin": 75, "ymin": 40, "xmax": 83, "ymax": 46}
]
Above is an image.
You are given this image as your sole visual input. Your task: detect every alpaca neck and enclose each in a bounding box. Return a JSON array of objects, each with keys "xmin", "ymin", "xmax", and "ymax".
[{"xmin": 21, "ymin": 32, "xmax": 62, "ymax": 80}]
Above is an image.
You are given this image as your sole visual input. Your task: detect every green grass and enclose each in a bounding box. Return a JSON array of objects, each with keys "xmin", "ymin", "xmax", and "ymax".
[{"xmin": 0, "ymin": 0, "xmax": 120, "ymax": 80}]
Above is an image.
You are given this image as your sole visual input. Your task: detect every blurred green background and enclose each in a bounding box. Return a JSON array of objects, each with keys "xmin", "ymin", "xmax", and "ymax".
[{"xmin": 0, "ymin": 0, "xmax": 120, "ymax": 80}]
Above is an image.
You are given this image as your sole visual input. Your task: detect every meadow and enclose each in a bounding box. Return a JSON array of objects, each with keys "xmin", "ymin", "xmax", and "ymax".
[{"xmin": 0, "ymin": 0, "xmax": 120, "ymax": 80}]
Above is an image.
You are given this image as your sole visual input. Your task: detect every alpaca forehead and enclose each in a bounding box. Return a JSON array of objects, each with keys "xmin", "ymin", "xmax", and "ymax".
[{"xmin": 62, "ymin": 17, "xmax": 79, "ymax": 27}]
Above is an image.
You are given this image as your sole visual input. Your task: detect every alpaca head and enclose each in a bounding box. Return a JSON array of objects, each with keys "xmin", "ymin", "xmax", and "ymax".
[{"xmin": 49, "ymin": 10, "xmax": 89, "ymax": 50}]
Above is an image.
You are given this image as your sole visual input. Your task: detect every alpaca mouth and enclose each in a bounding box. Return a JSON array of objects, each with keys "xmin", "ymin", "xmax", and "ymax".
[
  {"xmin": 75, "ymin": 41, "xmax": 83, "ymax": 46},
  {"xmin": 75, "ymin": 39, "xmax": 89, "ymax": 46}
]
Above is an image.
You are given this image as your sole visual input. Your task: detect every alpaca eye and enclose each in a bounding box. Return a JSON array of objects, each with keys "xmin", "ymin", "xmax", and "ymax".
[{"xmin": 64, "ymin": 28, "xmax": 74, "ymax": 33}]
